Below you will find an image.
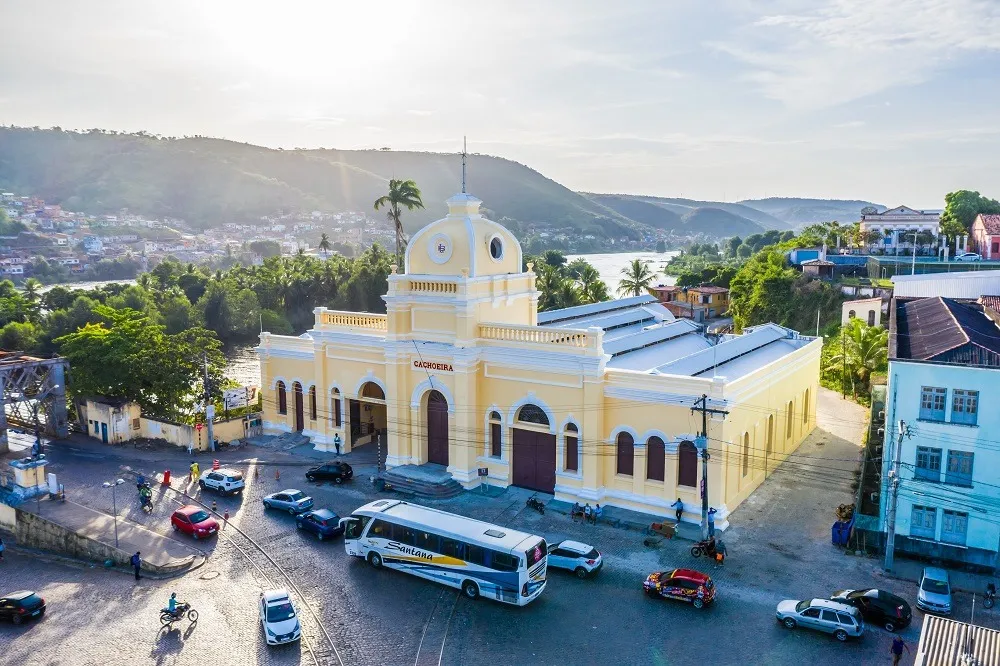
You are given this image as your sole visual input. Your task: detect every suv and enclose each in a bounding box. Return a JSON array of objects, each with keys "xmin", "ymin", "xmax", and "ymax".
[
  {"xmin": 547, "ymin": 540, "xmax": 603, "ymax": 578},
  {"xmin": 776, "ymin": 598, "xmax": 864, "ymax": 641},
  {"xmin": 305, "ymin": 462, "xmax": 353, "ymax": 484},
  {"xmin": 260, "ymin": 589, "xmax": 301, "ymax": 645},
  {"xmin": 917, "ymin": 567, "xmax": 952, "ymax": 615},
  {"xmin": 830, "ymin": 588, "xmax": 911, "ymax": 632},
  {"xmin": 263, "ymin": 489, "xmax": 314, "ymax": 515},
  {"xmin": 199, "ymin": 469, "xmax": 245, "ymax": 496}
]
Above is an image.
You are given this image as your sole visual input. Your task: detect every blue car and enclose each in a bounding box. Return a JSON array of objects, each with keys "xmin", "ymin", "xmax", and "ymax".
[
  {"xmin": 263, "ymin": 489, "xmax": 314, "ymax": 514},
  {"xmin": 295, "ymin": 509, "xmax": 344, "ymax": 541}
]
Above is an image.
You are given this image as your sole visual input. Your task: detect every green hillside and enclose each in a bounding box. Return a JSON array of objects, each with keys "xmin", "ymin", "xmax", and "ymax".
[
  {"xmin": 583, "ymin": 194, "xmax": 683, "ymax": 230},
  {"xmin": 679, "ymin": 208, "xmax": 765, "ymax": 236},
  {"xmin": 739, "ymin": 197, "xmax": 884, "ymax": 226}
]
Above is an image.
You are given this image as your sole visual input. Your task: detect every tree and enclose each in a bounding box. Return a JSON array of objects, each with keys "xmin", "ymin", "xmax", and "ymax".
[
  {"xmin": 655, "ymin": 240, "xmax": 667, "ymax": 253},
  {"xmin": 373, "ymin": 178, "xmax": 424, "ymax": 267},
  {"xmin": 250, "ymin": 240, "xmax": 281, "ymax": 258},
  {"xmin": 725, "ymin": 236, "xmax": 743, "ymax": 258},
  {"xmin": 617, "ymin": 259, "xmax": 655, "ymax": 297},
  {"xmin": 577, "ymin": 265, "xmax": 609, "ymax": 304},
  {"xmin": 824, "ymin": 319, "xmax": 888, "ymax": 399},
  {"xmin": 318, "ymin": 233, "xmax": 332, "ymax": 258},
  {"xmin": 940, "ymin": 218, "xmax": 967, "ymax": 243},
  {"xmin": 541, "ymin": 250, "xmax": 567, "ymax": 269},
  {"xmin": 941, "ymin": 190, "xmax": 1000, "ymax": 232},
  {"xmin": 534, "ymin": 265, "xmax": 564, "ymax": 311}
]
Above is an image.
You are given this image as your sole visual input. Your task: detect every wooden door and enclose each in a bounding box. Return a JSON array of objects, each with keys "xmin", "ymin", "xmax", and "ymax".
[
  {"xmin": 426, "ymin": 390, "xmax": 449, "ymax": 466},
  {"xmin": 512, "ymin": 429, "xmax": 556, "ymax": 493}
]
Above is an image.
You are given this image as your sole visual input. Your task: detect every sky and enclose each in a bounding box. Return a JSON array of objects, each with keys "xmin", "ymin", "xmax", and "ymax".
[{"xmin": 2, "ymin": 0, "xmax": 999, "ymax": 208}]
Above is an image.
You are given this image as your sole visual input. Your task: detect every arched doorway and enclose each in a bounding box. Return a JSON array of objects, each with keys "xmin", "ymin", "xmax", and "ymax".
[
  {"xmin": 348, "ymin": 382, "xmax": 387, "ymax": 463},
  {"xmin": 292, "ymin": 382, "xmax": 304, "ymax": 432},
  {"xmin": 511, "ymin": 404, "xmax": 556, "ymax": 493},
  {"xmin": 426, "ymin": 390, "xmax": 449, "ymax": 466}
]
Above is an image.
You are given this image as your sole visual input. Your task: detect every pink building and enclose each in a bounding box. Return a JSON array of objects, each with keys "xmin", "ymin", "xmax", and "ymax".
[{"xmin": 971, "ymin": 214, "xmax": 1000, "ymax": 260}]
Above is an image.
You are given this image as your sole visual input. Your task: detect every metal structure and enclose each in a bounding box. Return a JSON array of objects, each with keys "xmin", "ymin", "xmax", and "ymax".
[{"xmin": 0, "ymin": 351, "xmax": 70, "ymax": 453}]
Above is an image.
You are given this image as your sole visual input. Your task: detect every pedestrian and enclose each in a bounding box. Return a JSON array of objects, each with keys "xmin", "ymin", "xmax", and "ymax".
[
  {"xmin": 191, "ymin": 461, "xmax": 200, "ymax": 482},
  {"xmin": 592, "ymin": 503, "xmax": 603, "ymax": 525},
  {"xmin": 211, "ymin": 500, "xmax": 217, "ymax": 513},
  {"xmin": 0, "ymin": 536, "xmax": 5, "ymax": 561},
  {"xmin": 223, "ymin": 510, "xmax": 229, "ymax": 530},
  {"xmin": 890, "ymin": 636, "xmax": 909, "ymax": 666},
  {"xmin": 333, "ymin": 433, "xmax": 342, "ymax": 456},
  {"xmin": 708, "ymin": 507, "xmax": 717, "ymax": 537},
  {"xmin": 671, "ymin": 498, "xmax": 683, "ymax": 523},
  {"xmin": 584, "ymin": 503, "xmax": 592, "ymax": 522},
  {"xmin": 130, "ymin": 551, "xmax": 142, "ymax": 581}
]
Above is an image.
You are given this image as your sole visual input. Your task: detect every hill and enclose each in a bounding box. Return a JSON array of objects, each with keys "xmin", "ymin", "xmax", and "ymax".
[
  {"xmin": 739, "ymin": 197, "xmax": 884, "ymax": 227},
  {"xmin": 629, "ymin": 195, "xmax": 790, "ymax": 230},
  {"xmin": 583, "ymin": 194, "xmax": 683, "ymax": 230},
  {"xmin": 679, "ymin": 208, "xmax": 765, "ymax": 236},
  {"xmin": 0, "ymin": 127, "xmax": 632, "ymax": 236}
]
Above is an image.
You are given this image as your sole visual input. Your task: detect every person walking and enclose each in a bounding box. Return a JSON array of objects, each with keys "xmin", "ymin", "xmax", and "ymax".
[
  {"xmin": 191, "ymin": 461, "xmax": 201, "ymax": 483},
  {"xmin": 223, "ymin": 510, "xmax": 229, "ymax": 530},
  {"xmin": 890, "ymin": 636, "xmax": 909, "ymax": 666},
  {"xmin": 130, "ymin": 551, "xmax": 142, "ymax": 581},
  {"xmin": 671, "ymin": 498, "xmax": 683, "ymax": 524}
]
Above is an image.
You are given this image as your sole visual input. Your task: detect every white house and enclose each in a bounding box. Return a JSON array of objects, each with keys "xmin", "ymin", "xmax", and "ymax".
[
  {"xmin": 881, "ymin": 295, "xmax": 1000, "ymax": 569},
  {"xmin": 861, "ymin": 206, "xmax": 940, "ymax": 251}
]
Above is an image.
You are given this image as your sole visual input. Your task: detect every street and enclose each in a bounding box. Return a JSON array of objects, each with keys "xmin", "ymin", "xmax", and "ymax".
[{"xmin": 1, "ymin": 388, "xmax": 996, "ymax": 665}]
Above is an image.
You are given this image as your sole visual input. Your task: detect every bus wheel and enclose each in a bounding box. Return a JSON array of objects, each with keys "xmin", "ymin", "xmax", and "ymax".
[
  {"xmin": 462, "ymin": 580, "xmax": 479, "ymax": 600},
  {"xmin": 368, "ymin": 552, "xmax": 383, "ymax": 569}
]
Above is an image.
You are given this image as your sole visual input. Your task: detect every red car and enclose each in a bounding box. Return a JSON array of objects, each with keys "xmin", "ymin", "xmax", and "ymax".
[
  {"xmin": 170, "ymin": 505, "xmax": 219, "ymax": 539},
  {"xmin": 643, "ymin": 568, "xmax": 716, "ymax": 609}
]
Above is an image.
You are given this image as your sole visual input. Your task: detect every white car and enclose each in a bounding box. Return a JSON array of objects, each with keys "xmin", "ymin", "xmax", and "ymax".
[
  {"xmin": 776, "ymin": 598, "xmax": 864, "ymax": 642},
  {"xmin": 260, "ymin": 589, "xmax": 301, "ymax": 645},
  {"xmin": 955, "ymin": 252, "xmax": 982, "ymax": 262},
  {"xmin": 546, "ymin": 540, "xmax": 603, "ymax": 578},
  {"xmin": 199, "ymin": 469, "xmax": 245, "ymax": 496}
]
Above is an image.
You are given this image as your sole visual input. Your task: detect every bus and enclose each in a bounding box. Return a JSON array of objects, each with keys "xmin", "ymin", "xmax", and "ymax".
[{"xmin": 340, "ymin": 499, "xmax": 547, "ymax": 605}]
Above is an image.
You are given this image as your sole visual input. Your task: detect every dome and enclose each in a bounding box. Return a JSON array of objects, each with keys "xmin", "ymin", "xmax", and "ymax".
[{"xmin": 404, "ymin": 193, "xmax": 523, "ymax": 277}]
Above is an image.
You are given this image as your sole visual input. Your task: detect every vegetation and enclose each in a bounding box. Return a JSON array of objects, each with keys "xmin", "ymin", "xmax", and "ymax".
[
  {"xmin": 940, "ymin": 190, "xmax": 1000, "ymax": 233},
  {"xmin": 821, "ymin": 319, "xmax": 888, "ymax": 404},
  {"xmin": 525, "ymin": 251, "xmax": 609, "ymax": 311},
  {"xmin": 617, "ymin": 259, "xmax": 656, "ymax": 297},
  {"xmin": 373, "ymin": 178, "xmax": 424, "ymax": 265}
]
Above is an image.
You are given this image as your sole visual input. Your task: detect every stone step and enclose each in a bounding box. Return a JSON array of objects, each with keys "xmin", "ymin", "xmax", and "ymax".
[{"xmin": 381, "ymin": 470, "xmax": 465, "ymax": 500}]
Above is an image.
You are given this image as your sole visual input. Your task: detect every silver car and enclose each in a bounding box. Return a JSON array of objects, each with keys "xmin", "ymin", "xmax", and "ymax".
[
  {"xmin": 776, "ymin": 598, "xmax": 865, "ymax": 642},
  {"xmin": 916, "ymin": 567, "xmax": 952, "ymax": 615},
  {"xmin": 546, "ymin": 540, "xmax": 603, "ymax": 578},
  {"xmin": 263, "ymin": 489, "xmax": 314, "ymax": 514}
]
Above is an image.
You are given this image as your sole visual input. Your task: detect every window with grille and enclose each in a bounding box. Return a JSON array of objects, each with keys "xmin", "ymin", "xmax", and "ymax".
[
  {"xmin": 309, "ymin": 386, "xmax": 317, "ymax": 420},
  {"xmin": 517, "ymin": 404, "xmax": 549, "ymax": 426},
  {"xmin": 332, "ymin": 390, "xmax": 342, "ymax": 427},
  {"xmin": 489, "ymin": 411, "xmax": 502, "ymax": 458},
  {"xmin": 951, "ymin": 389, "xmax": 978, "ymax": 426},
  {"xmin": 277, "ymin": 382, "xmax": 287, "ymax": 414},
  {"xmin": 919, "ymin": 387, "xmax": 946, "ymax": 421},
  {"xmin": 941, "ymin": 510, "xmax": 968, "ymax": 545},
  {"xmin": 945, "ymin": 451, "xmax": 974, "ymax": 487},
  {"xmin": 564, "ymin": 423, "xmax": 579, "ymax": 472},
  {"xmin": 909, "ymin": 505, "xmax": 936, "ymax": 539},
  {"xmin": 914, "ymin": 447, "xmax": 941, "ymax": 482}
]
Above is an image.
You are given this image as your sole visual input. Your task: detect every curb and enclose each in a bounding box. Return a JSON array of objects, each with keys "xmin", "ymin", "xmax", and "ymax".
[{"xmin": 5, "ymin": 543, "xmax": 208, "ymax": 580}]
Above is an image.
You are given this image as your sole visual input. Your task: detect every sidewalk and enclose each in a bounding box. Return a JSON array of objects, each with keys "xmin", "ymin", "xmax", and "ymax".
[
  {"xmin": 17, "ymin": 499, "xmax": 205, "ymax": 576},
  {"xmin": 883, "ymin": 557, "xmax": 997, "ymax": 595}
]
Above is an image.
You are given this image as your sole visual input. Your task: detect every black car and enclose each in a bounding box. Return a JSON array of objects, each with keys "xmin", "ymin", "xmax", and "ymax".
[
  {"xmin": 0, "ymin": 590, "xmax": 46, "ymax": 625},
  {"xmin": 830, "ymin": 588, "xmax": 912, "ymax": 632},
  {"xmin": 305, "ymin": 461, "xmax": 353, "ymax": 484}
]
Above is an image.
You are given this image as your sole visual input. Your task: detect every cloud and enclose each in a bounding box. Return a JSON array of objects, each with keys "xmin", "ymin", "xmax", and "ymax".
[
  {"xmin": 834, "ymin": 120, "xmax": 865, "ymax": 128},
  {"xmin": 405, "ymin": 109, "xmax": 433, "ymax": 117},
  {"xmin": 711, "ymin": 0, "xmax": 1000, "ymax": 108}
]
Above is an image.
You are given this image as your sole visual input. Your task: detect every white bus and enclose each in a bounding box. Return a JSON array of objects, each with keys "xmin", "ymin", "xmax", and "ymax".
[{"xmin": 340, "ymin": 499, "xmax": 547, "ymax": 605}]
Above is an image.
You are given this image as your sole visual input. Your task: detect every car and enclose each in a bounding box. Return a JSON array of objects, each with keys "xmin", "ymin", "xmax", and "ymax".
[
  {"xmin": 956, "ymin": 252, "xmax": 982, "ymax": 262},
  {"xmin": 199, "ymin": 469, "xmax": 245, "ymax": 495},
  {"xmin": 643, "ymin": 568, "xmax": 715, "ymax": 609},
  {"xmin": 170, "ymin": 504, "xmax": 220, "ymax": 539},
  {"xmin": 546, "ymin": 540, "xmax": 603, "ymax": 578},
  {"xmin": 917, "ymin": 567, "xmax": 952, "ymax": 615},
  {"xmin": 295, "ymin": 509, "xmax": 344, "ymax": 541},
  {"xmin": 776, "ymin": 598, "xmax": 864, "ymax": 642},
  {"xmin": 260, "ymin": 588, "xmax": 301, "ymax": 646},
  {"xmin": 830, "ymin": 588, "xmax": 912, "ymax": 632},
  {"xmin": 263, "ymin": 489, "xmax": 314, "ymax": 514},
  {"xmin": 305, "ymin": 462, "xmax": 353, "ymax": 484},
  {"xmin": 0, "ymin": 590, "xmax": 46, "ymax": 625}
]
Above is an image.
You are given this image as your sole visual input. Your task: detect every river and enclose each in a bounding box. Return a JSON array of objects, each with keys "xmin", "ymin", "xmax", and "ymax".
[{"xmin": 40, "ymin": 251, "xmax": 679, "ymax": 388}]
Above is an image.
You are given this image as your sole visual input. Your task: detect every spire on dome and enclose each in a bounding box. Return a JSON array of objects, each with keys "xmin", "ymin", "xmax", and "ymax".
[{"xmin": 461, "ymin": 136, "xmax": 467, "ymax": 194}]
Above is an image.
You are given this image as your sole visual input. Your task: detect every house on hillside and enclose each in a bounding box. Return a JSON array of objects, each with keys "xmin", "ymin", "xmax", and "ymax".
[
  {"xmin": 649, "ymin": 285, "xmax": 729, "ymax": 322},
  {"xmin": 860, "ymin": 205, "xmax": 940, "ymax": 251},
  {"xmin": 971, "ymin": 213, "xmax": 1000, "ymax": 260}
]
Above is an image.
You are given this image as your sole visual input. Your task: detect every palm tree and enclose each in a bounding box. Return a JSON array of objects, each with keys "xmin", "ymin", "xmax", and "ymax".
[
  {"xmin": 554, "ymin": 280, "xmax": 582, "ymax": 309},
  {"xmin": 318, "ymin": 233, "xmax": 332, "ymax": 258},
  {"xmin": 577, "ymin": 265, "xmax": 609, "ymax": 304},
  {"xmin": 824, "ymin": 319, "xmax": 888, "ymax": 399},
  {"xmin": 617, "ymin": 259, "xmax": 655, "ymax": 297},
  {"xmin": 534, "ymin": 265, "xmax": 564, "ymax": 311},
  {"xmin": 21, "ymin": 277, "xmax": 42, "ymax": 303},
  {"xmin": 374, "ymin": 179, "xmax": 424, "ymax": 267}
]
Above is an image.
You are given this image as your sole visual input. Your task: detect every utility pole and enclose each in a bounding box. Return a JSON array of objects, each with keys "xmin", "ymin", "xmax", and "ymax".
[
  {"xmin": 203, "ymin": 353, "xmax": 215, "ymax": 452},
  {"xmin": 841, "ymin": 327, "xmax": 847, "ymax": 399},
  {"xmin": 815, "ymin": 308, "xmax": 821, "ymax": 337},
  {"xmin": 910, "ymin": 231, "xmax": 918, "ymax": 275},
  {"xmin": 883, "ymin": 420, "xmax": 909, "ymax": 571},
  {"xmin": 691, "ymin": 394, "xmax": 729, "ymax": 539}
]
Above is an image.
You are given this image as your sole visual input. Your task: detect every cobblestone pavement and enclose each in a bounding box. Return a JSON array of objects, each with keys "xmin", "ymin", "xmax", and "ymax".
[{"xmin": 3, "ymin": 389, "xmax": 998, "ymax": 665}]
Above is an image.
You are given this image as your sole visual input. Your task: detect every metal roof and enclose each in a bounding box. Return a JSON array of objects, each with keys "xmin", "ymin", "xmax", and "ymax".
[
  {"xmin": 653, "ymin": 324, "xmax": 795, "ymax": 376},
  {"xmin": 603, "ymin": 319, "xmax": 702, "ymax": 356},
  {"xmin": 537, "ymin": 295, "xmax": 657, "ymax": 324},
  {"xmin": 915, "ymin": 615, "xmax": 1000, "ymax": 666},
  {"xmin": 891, "ymin": 297, "xmax": 1000, "ymax": 366}
]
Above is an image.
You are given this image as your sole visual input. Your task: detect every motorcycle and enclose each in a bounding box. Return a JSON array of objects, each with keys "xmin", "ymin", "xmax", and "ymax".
[
  {"xmin": 138, "ymin": 482, "xmax": 153, "ymax": 513},
  {"xmin": 985, "ymin": 583, "xmax": 996, "ymax": 609},
  {"xmin": 690, "ymin": 538, "xmax": 718, "ymax": 559},
  {"xmin": 159, "ymin": 603, "xmax": 198, "ymax": 626},
  {"xmin": 525, "ymin": 497, "xmax": 545, "ymax": 515}
]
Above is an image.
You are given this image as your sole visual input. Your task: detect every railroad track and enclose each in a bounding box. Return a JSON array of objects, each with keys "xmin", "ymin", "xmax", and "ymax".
[{"xmin": 413, "ymin": 589, "xmax": 460, "ymax": 666}]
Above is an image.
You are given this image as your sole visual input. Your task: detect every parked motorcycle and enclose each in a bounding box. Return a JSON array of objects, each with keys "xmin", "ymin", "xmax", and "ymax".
[
  {"xmin": 985, "ymin": 583, "xmax": 996, "ymax": 609},
  {"xmin": 690, "ymin": 538, "xmax": 718, "ymax": 559},
  {"xmin": 525, "ymin": 497, "xmax": 545, "ymax": 515},
  {"xmin": 159, "ymin": 603, "xmax": 198, "ymax": 626}
]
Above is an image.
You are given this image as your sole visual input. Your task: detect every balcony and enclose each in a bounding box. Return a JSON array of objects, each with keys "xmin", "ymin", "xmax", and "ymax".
[
  {"xmin": 314, "ymin": 308, "xmax": 387, "ymax": 333},
  {"xmin": 479, "ymin": 323, "xmax": 601, "ymax": 351}
]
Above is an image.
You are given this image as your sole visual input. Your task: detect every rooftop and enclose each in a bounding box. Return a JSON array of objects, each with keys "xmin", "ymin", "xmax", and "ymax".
[
  {"xmin": 687, "ymin": 285, "xmax": 729, "ymax": 294},
  {"xmin": 976, "ymin": 213, "xmax": 1000, "ymax": 235},
  {"xmin": 916, "ymin": 615, "xmax": 1000, "ymax": 666},
  {"xmin": 890, "ymin": 296, "xmax": 1000, "ymax": 367}
]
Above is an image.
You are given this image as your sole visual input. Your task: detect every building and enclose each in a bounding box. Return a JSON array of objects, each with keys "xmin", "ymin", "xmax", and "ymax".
[
  {"xmin": 881, "ymin": 296, "xmax": 1000, "ymax": 569},
  {"xmin": 892, "ymin": 270, "xmax": 1000, "ymax": 299},
  {"xmin": 800, "ymin": 258, "xmax": 835, "ymax": 279},
  {"xmin": 257, "ymin": 192, "xmax": 820, "ymax": 523},
  {"xmin": 841, "ymin": 297, "xmax": 882, "ymax": 326},
  {"xmin": 971, "ymin": 213, "xmax": 1000, "ymax": 260},
  {"xmin": 915, "ymin": 615, "xmax": 1000, "ymax": 666},
  {"xmin": 861, "ymin": 205, "xmax": 941, "ymax": 250},
  {"xmin": 650, "ymin": 285, "xmax": 729, "ymax": 321}
]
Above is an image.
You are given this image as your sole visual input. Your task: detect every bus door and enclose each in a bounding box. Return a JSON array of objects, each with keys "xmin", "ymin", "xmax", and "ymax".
[{"xmin": 340, "ymin": 516, "xmax": 367, "ymax": 557}]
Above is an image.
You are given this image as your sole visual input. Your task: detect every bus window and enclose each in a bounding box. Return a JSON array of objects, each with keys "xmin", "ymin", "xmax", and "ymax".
[
  {"xmin": 393, "ymin": 524, "xmax": 416, "ymax": 546},
  {"xmin": 416, "ymin": 531, "xmax": 439, "ymax": 553},
  {"xmin": 441, "ymin": 538, "xmax": 464, "ymax": 559},
  {"xmin": 525, "ymin": 539, "xmax": 547, "ymax": 568},
  {"xmin": 492, "ymin": 552, "xmax": 518, "ymax": 572},
  {"xmin": 346, "ymin": 516, "xmax": 369, "ymax": 539},
  {"xmin": 466, "ymin": 544, "xmax": 485, "ymax": 566},
  {"xmin": 369, "ymin": 519, "xmax": 391, "ymax": 538}
]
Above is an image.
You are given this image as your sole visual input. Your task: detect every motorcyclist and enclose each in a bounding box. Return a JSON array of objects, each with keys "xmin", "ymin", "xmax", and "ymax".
[
  {"xmin": 139, "ymin": 484, "xmax": 152, "ymax": 507},
  {"xmin": 166, "ymin": 592, "xmax": 186, "ymax": 616}
]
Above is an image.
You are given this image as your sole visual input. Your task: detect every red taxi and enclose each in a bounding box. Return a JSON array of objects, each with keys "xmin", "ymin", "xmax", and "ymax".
[{"xmin": 643, "ymin": 568, "xmax": 716, "ymax": 609}]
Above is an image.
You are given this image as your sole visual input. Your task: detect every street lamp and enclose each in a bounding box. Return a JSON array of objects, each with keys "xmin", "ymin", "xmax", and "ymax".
[{"xmin": 102, "ymin": 478, "xmax": 126, "ymax": 548}]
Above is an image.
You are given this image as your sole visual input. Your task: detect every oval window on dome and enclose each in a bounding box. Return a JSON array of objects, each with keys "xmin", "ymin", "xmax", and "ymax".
[{"xmin": 489, "ymin": 236, "xmax": 503, "ymax": 261}]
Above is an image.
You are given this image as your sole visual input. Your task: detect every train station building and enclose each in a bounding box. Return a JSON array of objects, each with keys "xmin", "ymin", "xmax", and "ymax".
[{"xmin": 257, "ymin": 192, "xmax": 821, "ymax": 525}]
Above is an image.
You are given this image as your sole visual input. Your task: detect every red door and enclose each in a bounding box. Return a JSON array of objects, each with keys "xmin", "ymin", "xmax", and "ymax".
[
  {"xmin": 426, "ymin": 390, "xmax": 449, "ymax": 466},
  {"xmin": 512, "ymin": 429, "xmax": 556, "ymax": 493}
]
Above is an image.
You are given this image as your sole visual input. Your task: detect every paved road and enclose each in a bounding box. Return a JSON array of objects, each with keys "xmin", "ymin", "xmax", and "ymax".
[{"xmin": 2, "ymin": 388, "xmax": 997, "ymax": 665}]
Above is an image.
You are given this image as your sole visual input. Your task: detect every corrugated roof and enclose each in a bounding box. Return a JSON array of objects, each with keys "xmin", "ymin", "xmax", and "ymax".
[
  {"xmin": 916, "ymin": 615, "xmax": 1000, "ymax": 666},
  {"xmin": 537, "ymin": 295, "xmax": 657, "ymax": 324},
  {"xmin": 980, "ymin": 295, "xmax": 1000, "ymax": 313},
  {"xmin": 893, "ymin": 296, "xmax": 1000, "ymax": 365},
  {"xmin": 977, "ymin": 213, "xmax": 1000, "ymax": 235},
  {"xmin": 603, "ymin": 319, "xmax": 702, "ymax": 356},
  {"xmin": 653, "ymin": 324, "xmax": 793, "ymax": 376}
]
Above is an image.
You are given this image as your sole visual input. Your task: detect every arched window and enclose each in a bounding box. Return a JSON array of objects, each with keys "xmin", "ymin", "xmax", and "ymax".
[
  {"xmin": 848, "ymin": 310, "xmax": 856, "ymax": 319},
  {"xmin": 646, "ymin": 436, "xmax": 665, "ymax": 482},
  {"xmin": 678, "ymin": 440, "xmax": 697, "ymax": 487},
  {"xmin": 276, "ymin": 381, "xmax": 287, "ymax": 415},
  {"xmin": 766, "ymin": 415, "xmax": 774, "ymax": 456},
  {"xmin": 786, "ymin": 401, "xmax": 794, "ymax": 439},
  {"xmin": 516, "ymin": 404, "xmax": 549, "ymax": 426},
  {"xmin": 489, "ymin": 410, "xmax": 502, "ymax": 458},
  {"xmin": 564, "ymin": 423, "xmax": 579, "ymax": 472},
  {"xmin": 802, "ymin": 389, "xmax": 810, "ymax": 425},
  {"xmin": 867, "ymin": 310, "xmax": 876, "ymax": 326},
  {"xmin": 331, "ymin": 388, "xmax": 342, "ymax": 427},
  {"xmin": 309, "ymin": 386, "xmax": 317, "ymax": 421},
  {"xmin": 742, "ymin": 432, "xmax": 750, "ymax": 477},
  {"xmin": 361, "ymin": 383, "xmax": 385, "ymax": 400},
  {"xmin": 616, "ymin": 432, "xmax": 634, "ymax": 476}
]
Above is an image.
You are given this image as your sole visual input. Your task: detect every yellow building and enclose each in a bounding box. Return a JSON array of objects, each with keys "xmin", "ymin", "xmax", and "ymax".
[{"xmin": 258, "ymin": 192, "xmax": 820, "ymax": 527}]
